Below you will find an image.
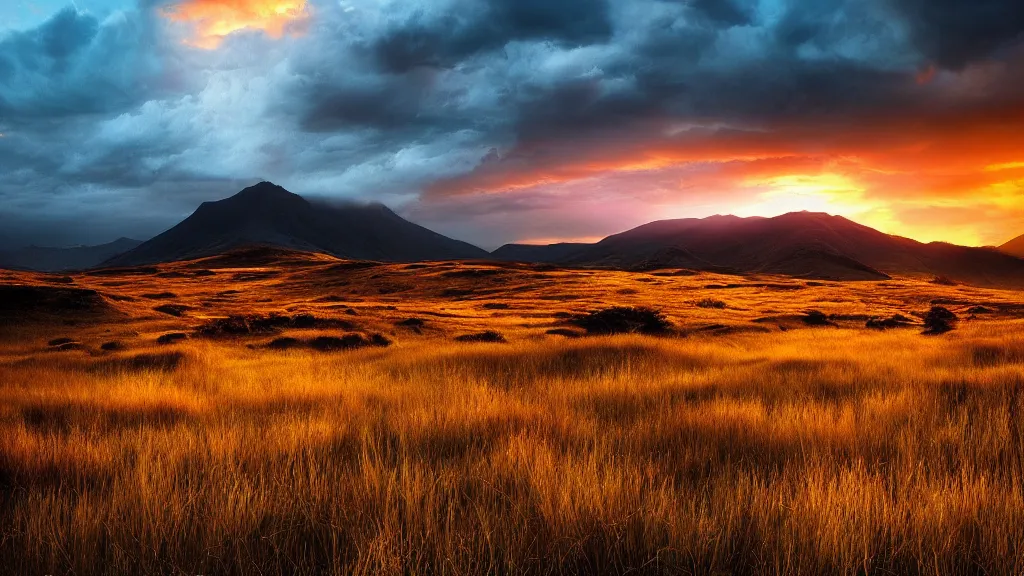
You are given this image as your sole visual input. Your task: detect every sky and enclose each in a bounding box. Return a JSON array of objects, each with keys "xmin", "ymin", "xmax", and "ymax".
[{"xmin": 0, "ymin": 0, "xmax": 1022, "ymax": 250}]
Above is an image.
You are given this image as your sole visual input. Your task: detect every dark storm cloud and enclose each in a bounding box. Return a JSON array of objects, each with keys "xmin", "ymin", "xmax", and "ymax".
[
  {"xmin": 888, "ymin": 0, "xmax": 1024, "ymax": 68},
  {"xmin": 690, "ymin": 0, "xmax": 753, "ymax": 26},
  {"xmin": 371, "ymin": 0, "xmax": 613, "ymax": 73},
  {"xmin": 299, "ymin": 70, "xmax": 446, "ymax": 133},
  {"xmin": 0, "ymin": 6, "xmax": 171, "ymax": 121}
]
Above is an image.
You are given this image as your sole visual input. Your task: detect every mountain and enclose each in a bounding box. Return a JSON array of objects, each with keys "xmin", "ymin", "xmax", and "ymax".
[
  {"xmin": 1002, "ymin": 234, "xmax": 1024, "ymax": 258},
  {"xmin": 0, "ymin": 238, "xmax": 142, "ymax": 272},
  {"xmin": 491, "ymin": 242, "xmax": 591, "ymax": 263},
  {"xmin": 494, "ymin": 212, "xmax": 1024, "ymax": 287},
  {"xmin": 104, "ymin": 182, "xmax": 488, "ymax": 267}
]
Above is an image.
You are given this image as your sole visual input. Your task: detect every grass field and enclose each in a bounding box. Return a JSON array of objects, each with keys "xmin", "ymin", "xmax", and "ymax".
[{"xmin": 2, "ymin": 251, "xmax": 1024, "ymax": 574}]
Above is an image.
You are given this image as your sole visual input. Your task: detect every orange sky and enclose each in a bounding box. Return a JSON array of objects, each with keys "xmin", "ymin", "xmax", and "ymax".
[
  {"xmin": 427, "ymin": 98, "xmax": 1024, "ymax": 247},
  {"xmin": 162, "ymin": 0, "xmax": 308, "ymax": 48}
]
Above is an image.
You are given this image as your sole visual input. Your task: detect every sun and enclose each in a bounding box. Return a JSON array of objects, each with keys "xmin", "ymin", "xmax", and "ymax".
[{"xmin": 736, "ymin": 173, "xmax": 873, "ymax": 217}]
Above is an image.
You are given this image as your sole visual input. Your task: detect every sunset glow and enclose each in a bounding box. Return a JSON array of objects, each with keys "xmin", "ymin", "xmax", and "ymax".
[
  {"xmin": 162, "ymin": 0, "xmax": 308, "ymax": 48},
  {"xmin": 3, "ymin": 0, "xmax": 1022, "ymax": 253}
]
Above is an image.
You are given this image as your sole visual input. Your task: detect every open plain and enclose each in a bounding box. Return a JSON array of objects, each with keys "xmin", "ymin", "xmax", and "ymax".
[{"xmin": 2, "ymin": 249, "xmax": 1024, "ymax": 574}]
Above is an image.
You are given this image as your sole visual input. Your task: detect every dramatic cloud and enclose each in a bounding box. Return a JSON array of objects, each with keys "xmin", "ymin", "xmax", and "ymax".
[
  {"xmin": 162, "ymin": 0, "xmax": 309, "ymax": 48},
  {"xmin": 0, "ymin": 0, "xmax": 1022, "ymax": 249}
]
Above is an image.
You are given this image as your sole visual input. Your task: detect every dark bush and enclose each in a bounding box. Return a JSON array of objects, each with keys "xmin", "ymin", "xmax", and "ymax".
[
  {"xmin": 154, "ymin": 304, "xmax": 190, "ymax": 317},
  {"xmin": 266, "ymin": 337, "xmax": 302, "ymax": 350},
  {"xmin": 310, "ymin": 335, "xmax": 365, "ymax": 352},
  {"xmin": 695, "ymin": 298, "xmax": 727, "ymax": 309},
  {"xmin": 546, "ymin": 328, "xmax": 584, "ymax": 338},
  {"xmin": 967, "ymin": 306, "xmax": 994, "ymax": 315},
  {"xmin": 142, "ymin": 292, "xmax": 178, "ymax": 300},
  {"xmin": 291, "ymin": 314, "xmax": 317, "ymax": 329},
  {"xmin": 930, "ymin": 276, "xmax": 958, "ymax": 286},
  {"xmin": 48, "ymin": 337, "xmax": 75, "ymax": 346},
  {"xmin": 923, "ymin": 307, "xmax": 958, "ymax": 334},
  {"xmin": 802, "ymin": 310, "xmax": 835, "ymax": 327},
  {"xmin": 572, "ymin": 306, "xmax": 671, "ymax": 335},
  {"xmin": 196, "ymin": 314, "xmax": 346, "ymax": 337},
  {"xmin": 157, "ymin": 333, "xmax": 188, "ymax": 345},
  {"xmin": 866, "ymin": 315, "xmax": 915, "ymax": 330},
  {"xmin": 100, "ymin": 341, "xmax": 126, "ymax": 351},
  {"xmin": 397, "ymin": 318, "xmax": 425, "ymax": 327},
  {"xmin": 454, "ymin": 331, "xmax": 507, "ymax": 343}
]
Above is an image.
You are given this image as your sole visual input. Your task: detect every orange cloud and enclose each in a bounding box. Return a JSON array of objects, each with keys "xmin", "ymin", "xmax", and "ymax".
[
  {"xmin": 162, "ymin": 0, "xmax": 308, "ymax": 48},
  {"xmin": 426, "ymin": 106, "xmax": 1024, "ymax": 247}
]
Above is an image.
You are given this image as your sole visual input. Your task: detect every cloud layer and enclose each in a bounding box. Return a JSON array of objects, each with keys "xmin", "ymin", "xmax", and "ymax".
[{"xmin": 0, "ymin": 0, "xmax": 1022, "ymax": 249}]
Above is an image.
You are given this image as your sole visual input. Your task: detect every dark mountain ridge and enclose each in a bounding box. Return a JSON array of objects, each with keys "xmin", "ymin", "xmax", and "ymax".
[
  {"xmin": 1002, "ymin": 234, "xmax": 1024, "ymax": 258},
  {"xmin": 494, "ymin": 211, "xmax": 1024, "ymax": 288},
  {"xmin": 0, "ymin": 238, "xmax": 142, "ymax": 271},
  {"xmin": 104, "ymin": 182, "xmax": 488, "ymax": 267}
]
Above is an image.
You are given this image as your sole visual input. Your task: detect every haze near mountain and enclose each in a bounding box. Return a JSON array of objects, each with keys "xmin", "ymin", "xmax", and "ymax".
[{"xmin": 0, "ymin": 238, "xmax": 142, "ymax": 272}]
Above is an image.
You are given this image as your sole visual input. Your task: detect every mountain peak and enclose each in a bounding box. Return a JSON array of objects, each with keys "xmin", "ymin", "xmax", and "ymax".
[
  {"xmin": 232, "ymin": 181, "xmax": 302, "ymax": 202},
  {"xmin": 1002, "ymin": 233, "xmax": 1024, "ymax": 257},
  {"xmin": 102, "ymin": 183, "xmax": 489, "ymax": 267}
]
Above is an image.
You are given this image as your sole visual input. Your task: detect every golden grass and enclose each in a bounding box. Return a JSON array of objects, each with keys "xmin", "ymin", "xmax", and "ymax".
[{"xmin": 3, "ymin": 320, "xmax": 1024, "ymax": 574}]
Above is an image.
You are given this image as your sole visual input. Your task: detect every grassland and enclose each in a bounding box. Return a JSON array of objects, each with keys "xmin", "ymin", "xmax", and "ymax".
[{"xmin": 2, "ymin": 249, "xmax": 1024, "ymax": 574}]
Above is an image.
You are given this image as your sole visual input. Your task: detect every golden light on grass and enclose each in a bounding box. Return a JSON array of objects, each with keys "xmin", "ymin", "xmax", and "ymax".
[{"xmin": 2, "ymin": 254, "xmax": 1024, "ymax": 573}]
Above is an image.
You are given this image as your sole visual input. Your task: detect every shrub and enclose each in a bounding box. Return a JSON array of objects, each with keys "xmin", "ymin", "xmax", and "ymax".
[
  {"xmin": 802, "ymin": 310, "xmax": 834, "ymax": 326},
  {"xmin": 866, "ymin": 315, "xmax": 915, "ymax": 330},
  {"xmin": 266, "ymin": 337, "xmax": 302, "ymax": 350},
  {"xmin": 923, "ymin": 307, "xmax": 958, "ymax": 334},
  {"xmin": 546, "ymin": 328, "xmax": 584, "ymax": 338},
  {"xmin": 454, "ymin": 331, "xmax": 507, "ymax": 343},
  {"xmin": 196, "ymin": 315, "xmax": 347, "ymax": 337},
  {"xmin": 695, "ymin": 298, "xmax": 727, "ymax": 309},
  {"xmin": 157, "ymin": 333, "xmax": 188, "ymax": 345},
  {"xmin": 154, "ymin": 304, "xmax": 190, "ymax": 317},
  {"xmin": 572, "ymin": 306, "xmax": 671, "ymax": 335},
  {"xmin": 309, "ymin": 335, "xmax": 368, "ymax": 352},
  {"xmin": 142, "ymin": 292, "xmax": 178, "ymax": 300},
  {"xmin": 309, "ymin": 333, "xmax": 392, "ymax": 352}
]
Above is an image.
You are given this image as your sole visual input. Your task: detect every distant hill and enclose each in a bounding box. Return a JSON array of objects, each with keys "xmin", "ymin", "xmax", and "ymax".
[
  {"xmin": 491, "ymin": 243, "xmax": 591, "ymax": 263},
  {"xmin": 103, "ymin": 182, "xmax": 488, "ymax": 267},
  {"xmin": 492, "ymin": 212, "xmax": 1024, "ymax": 288},
  {"xmin": 0, "ymin": 238, "xmax": 142, "ymax": 271},
  {"xmin": 1002, "ymin": 234, "xmax": 1024, "ymax": 258}
]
